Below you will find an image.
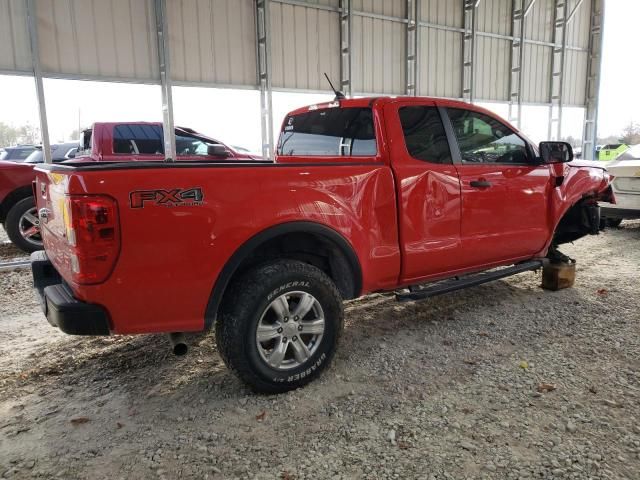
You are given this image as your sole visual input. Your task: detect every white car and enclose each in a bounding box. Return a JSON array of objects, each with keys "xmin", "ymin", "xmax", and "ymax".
[{"xmin": 600, "ymin": 145, "xmax": 640, "ymax": 227}]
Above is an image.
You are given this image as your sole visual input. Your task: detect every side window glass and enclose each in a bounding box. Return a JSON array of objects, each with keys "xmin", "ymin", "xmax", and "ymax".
[
  {"xmin": 113, "ymin": 124, "xmax": 164, "ymax": 155},
  {"xmin": 447, "ymin": 108, "xmax": 530, "ymax": 164},
  {"xmin": 398, "ymin": 106, "xmax": 452, "ymax": 164},
  {"xmin": 176, "ymin": 133, "xmax": 211, "ymax": 156}
]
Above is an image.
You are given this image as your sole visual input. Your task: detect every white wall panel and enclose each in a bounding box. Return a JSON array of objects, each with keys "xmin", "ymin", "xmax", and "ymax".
[
  {"xmin": 522, "ymin": 43, "xmax": 551, "ymax": 103},
  {"xmin": 0, "ymin": 0, "xmax": 596, "ymax": 110},
  {"xmin": 566, "ymin": 0, "xmax": 590, "ymax": 49},
  {"xmin": 417, "ymin": 27, "xmax": 462, "ymax": 98},
  {"xmin": 563, "ymin": 49, "xmax": 587, "ymax": 105},
  {"xmin": 524, "ymin": 0, "xmax": 554, "ymax": 43},
  {"xmin": 36, "ymin": 0, "xmax": 158, "ymax": 81},
  {"xmin": 168, "ymin": 0, "xmax": 256, "ymax": 86},
  {"xmin": 352, "ymin": 14, "xmax": 405, "ymax": 94},
  {"xmin": 420, "ymin": 0, "xmax": 463, "ymax": 28},
  {"xmin": 270, "ymin": 2, "xmax": 340, "ymax": 90},
  {"xmin": 477, "ymin": 0, "xmax": 511, "ymax": 35},
  {"xmin": 0, "ymin": 0, "xmax": 31, "ymax": 73},
  {"xmin": 476, "ymin": 36, "xmax": 510, "ymax": 101}
]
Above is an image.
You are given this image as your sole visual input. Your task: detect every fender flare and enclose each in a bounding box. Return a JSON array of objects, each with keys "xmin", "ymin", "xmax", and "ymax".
[{"xmin": 203, "ymin": 221, "xmax": 362, "ymax": 329}]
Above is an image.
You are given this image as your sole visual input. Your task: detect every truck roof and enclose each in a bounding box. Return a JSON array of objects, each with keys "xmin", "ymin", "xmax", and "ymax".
[{"xmin": 285, "ymin": 96, "xmax": 523, "ymax": 135}]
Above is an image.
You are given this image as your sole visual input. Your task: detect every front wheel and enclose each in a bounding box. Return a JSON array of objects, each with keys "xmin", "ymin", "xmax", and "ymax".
[
  {"xmin": 216, "ymin": 260, "xmax": 344, "ymax": 393},
  {"xmin": 5, "ymin": 197, "xmax": 43, "ymax": 253}
]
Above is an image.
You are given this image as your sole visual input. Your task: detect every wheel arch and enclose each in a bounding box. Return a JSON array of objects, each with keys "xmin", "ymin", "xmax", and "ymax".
[
  {"xmin": 0, "ymin": 186, "xmax": 33, "ymax": 224},
  {"xmin": 204, "ymin": 221, "xmax": 362, "ymax": 329}
]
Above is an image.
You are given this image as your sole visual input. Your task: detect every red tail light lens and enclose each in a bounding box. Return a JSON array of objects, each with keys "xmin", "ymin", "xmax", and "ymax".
[{"xmin": 64, "ymin": 195, "xmax": 120, "ymax": 284}]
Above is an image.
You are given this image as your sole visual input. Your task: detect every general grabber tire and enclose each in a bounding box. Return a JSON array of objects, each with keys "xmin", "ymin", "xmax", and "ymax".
[{"xmin": 216, "ymin": 260, "xmax": 344, "ymax": 394}]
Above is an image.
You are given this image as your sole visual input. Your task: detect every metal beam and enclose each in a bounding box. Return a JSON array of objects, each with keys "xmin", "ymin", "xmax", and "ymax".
[
  {"xmin": 462, "ymin": 0, "xmax": 479, "ymax": 103},
  {"xmin": 256, "ymin": 0, "xmax": 274, "ymax": 159},
  {"xmin": 153, "ymin": 0, "xmax": 176, "ymax": 162},
  {"xmin": 405, "ymin": 0, "xmax": 419, "ymax": 95},
  {"xmin": 581, "ymin": 0, "xmax": 604, "ymax": 160},
  {"xmin": 548, "ymin": 0, "xmax": 568, "ymax": 140},
  {"xmin": 508, "ymin": 0, "xmax": 525, "ymax": 128},
  {"xmin": 26, "ymin": 0, "xmax": 51, "ymax": 164},
  {"xmin": 339, "ymin": 0, "xmax": 352, "ymax": 97},
  {"xmin": 523, "ymin": 0, "xmax": 537, "ymax": 17}
]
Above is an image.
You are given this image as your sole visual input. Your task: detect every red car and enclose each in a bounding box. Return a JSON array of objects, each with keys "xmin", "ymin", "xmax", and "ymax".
[
  {"xmin": 0, "ymin": 122, "xmax": 255, "ymax": 252},
  {"xmin": 32, "ymin": 97, "xmax": 613, "ymax": 392}
]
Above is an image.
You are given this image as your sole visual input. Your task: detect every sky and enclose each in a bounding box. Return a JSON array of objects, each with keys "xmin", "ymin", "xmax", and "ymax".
[{"xmin": 0, "ymin": 0, "xmax": 636, "ymax": 150}]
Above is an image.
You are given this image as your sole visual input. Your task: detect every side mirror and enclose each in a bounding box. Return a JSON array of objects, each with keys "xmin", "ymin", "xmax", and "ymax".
[
  {"xmin": 207, "ymin": 144, "xmax": 231, "ymax": 158},
  {"xmin": 539, "ymin": 141, "xmax": 573, "ymax": 164}
]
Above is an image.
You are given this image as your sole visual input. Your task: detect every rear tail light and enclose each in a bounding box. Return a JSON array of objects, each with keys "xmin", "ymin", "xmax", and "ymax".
[{"xmin": 62, "ymin": 195, "xmax": 120, "ymax": 284}]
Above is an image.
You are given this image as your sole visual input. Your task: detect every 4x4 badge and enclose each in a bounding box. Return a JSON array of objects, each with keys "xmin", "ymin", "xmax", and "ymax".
[{"xmin": 130, "ymin": 187, "xmax": 205, "ymax": 209}]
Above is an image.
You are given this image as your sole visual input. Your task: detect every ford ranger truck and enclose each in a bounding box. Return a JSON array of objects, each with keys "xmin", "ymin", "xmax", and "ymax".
[{"xmin": 31, "ymin": 97, "xmax": 614, "ymax": 393}]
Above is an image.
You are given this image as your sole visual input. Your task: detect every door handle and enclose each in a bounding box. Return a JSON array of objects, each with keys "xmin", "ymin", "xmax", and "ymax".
[{"xmin": 470, "ymin": 180, "xmax": 492, "ymax": 188}]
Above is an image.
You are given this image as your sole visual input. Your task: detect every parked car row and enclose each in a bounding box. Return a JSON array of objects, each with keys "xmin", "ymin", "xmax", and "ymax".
[{"xmin": 1, "ymin": 123, "xmax": 259, "ymax": 252}]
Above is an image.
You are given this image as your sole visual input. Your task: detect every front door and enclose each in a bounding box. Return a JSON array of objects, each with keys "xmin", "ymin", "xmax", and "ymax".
[{"xmin": 445, "ymin": 107, "xmax": 551, "ymax": 266}]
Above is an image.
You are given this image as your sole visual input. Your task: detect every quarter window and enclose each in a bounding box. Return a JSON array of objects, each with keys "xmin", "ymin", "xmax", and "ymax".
[
  {"xmin": 277, "ymin": 107, "xmax": 376, "ymax": 156},
  {"xmin": 399, "ymin": 106, "xmax": 452, "ymax": 164},
  {"xmin": 447, "ymin": 108, "xmax": 530, "ymax": 164}
]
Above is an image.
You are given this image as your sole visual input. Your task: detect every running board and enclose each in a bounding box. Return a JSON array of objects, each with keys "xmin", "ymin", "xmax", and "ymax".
[{"xmin": 396, "ymin": 260, "xmax": 545, "ymax": 302}]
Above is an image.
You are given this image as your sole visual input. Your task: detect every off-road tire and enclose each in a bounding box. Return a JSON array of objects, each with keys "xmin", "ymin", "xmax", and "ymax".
[
  {"xmin": 5, "ymin": 197, "xmax": 42, "ymax": 253},
  {"xmin": 216, "ymin": 260, "xmax": 344, "ymax": 393}
]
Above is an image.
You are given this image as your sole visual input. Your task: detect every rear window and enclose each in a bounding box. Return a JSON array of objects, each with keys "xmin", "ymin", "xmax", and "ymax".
[
  {"xmin": 399, "ymin": 106, "xmax": 452, "ymax": 164},
  {"xmin": 277, "ymin": 107, "xmax": 376, "ymax": 156},
  {"xmin": 113, "ymin": 124, "xmax": 163, "ymax": 154}
]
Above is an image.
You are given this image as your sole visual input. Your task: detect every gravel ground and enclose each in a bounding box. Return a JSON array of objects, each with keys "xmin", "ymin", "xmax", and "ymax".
[{"xmin": 0, "ymin": 223, "xmax": 639, "ymax": 479}]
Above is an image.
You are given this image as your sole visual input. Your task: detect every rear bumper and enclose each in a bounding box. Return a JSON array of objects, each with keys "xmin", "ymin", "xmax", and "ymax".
[{"xmin": 31, "ymin": 251, "xmax": 111, "ymax": 335}]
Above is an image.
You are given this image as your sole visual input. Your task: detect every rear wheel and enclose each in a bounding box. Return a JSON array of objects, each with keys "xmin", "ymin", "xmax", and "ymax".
[
  {"xmin": 5, "ymin": 197, "xmax": 42, "ymax": 253},
  {"xmin": 216, "ymin": 260, "xmax": 343, "ymax": 393}
]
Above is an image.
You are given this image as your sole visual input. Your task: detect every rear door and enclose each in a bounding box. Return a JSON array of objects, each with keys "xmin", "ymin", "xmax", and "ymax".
[
  {"xmin": 445, "ymin": 107, "xmax": 550, "ymax": 266},
  {"xmin": 385, "ymin": 100, "xmax": 464, "ymax": 283}
]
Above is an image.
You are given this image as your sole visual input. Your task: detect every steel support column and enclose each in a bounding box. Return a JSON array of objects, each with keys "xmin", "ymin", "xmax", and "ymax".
[
  {"xmin": 581, "ymin": 0, "xmax": 604, "ymax": 160},
  {"xmin": 154, "ymin": 0, "xmax": 177, "ymax": 162},
  {"xmin": 508, "ymin": 0, "xmax": 533, "ymax": 128},
  {"xmin": 462, "ymin": 0, "xmax": 479, "ymax": 103},
  {"xmin": 26, "ymin": 0, "xmax": 51, "ymax": 164},
  {"xmin": 339, "ymin": 0, "xmax": 352, "ymax": 97},
  {"xmin": 405, "ymin": 0, "xmax": 419, "ymax": 95},
  {"xmin": 256, "ymin": 0, "xmax": 274, "ymax": 159},
  {"xmin": 548, "ymin": 0, "xmax": 567, "ymax": 140}
]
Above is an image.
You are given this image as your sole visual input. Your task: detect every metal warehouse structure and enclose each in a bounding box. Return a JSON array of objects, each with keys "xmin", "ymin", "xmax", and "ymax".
[{"xmin": 0, "ymin": 0, "xmax": 604, "ymax": 161}]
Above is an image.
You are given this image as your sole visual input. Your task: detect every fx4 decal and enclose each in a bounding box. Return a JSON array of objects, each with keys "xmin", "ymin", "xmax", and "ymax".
[{"xmin": 130, "ymin": 187, "xmax": 205, "ymax": 209}]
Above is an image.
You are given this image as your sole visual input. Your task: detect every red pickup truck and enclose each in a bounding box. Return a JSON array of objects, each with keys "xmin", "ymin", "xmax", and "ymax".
[
  {"xmin": 0, "ymin": 122, "xmax": 254, "ymax": 252},
  {"xmin": 31, "ymin": 97, "xmax": 613, "ymax": 393}
]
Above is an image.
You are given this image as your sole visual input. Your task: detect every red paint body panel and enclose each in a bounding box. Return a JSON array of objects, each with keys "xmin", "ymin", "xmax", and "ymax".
[
  {"xmin": 0, "ymin": 161, "xmax": 37, "ymax": 207},
  {"xmin": 39, "ymin": 164, "xmax": 400, "ymax": 334},
  {"xmin": 34, "ymin": 97, "xmax": 613, "ymax": 335}
]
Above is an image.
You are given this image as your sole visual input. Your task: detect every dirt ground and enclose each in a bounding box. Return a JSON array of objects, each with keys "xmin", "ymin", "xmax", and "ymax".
[{"xmin": 0, "ymin": 224, "xmax": 639, "ymax": 480}]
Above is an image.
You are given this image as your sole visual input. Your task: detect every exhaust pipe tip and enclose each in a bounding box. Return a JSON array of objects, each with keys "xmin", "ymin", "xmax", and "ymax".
[{"xmin": 168, "ymin": 332, "xmax": 188, "ymax": 356}]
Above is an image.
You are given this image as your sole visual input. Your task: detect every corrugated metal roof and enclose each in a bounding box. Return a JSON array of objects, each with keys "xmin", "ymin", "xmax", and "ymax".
[
  {"xmin": 0, "ymin": 0, "xmax": 596, "ymax": 109},
  {"xmin": 270, "ymin": 1, "xmax": 340, "ymax": 90},
  {"xmin": 36, "ymin": 0, "xmax": 159, "ymax": 81},
  {"xmin": 168, "ymin": 0, "xmax": 256, "ymax": 87},
  {"xmin": 0, "ymin": 0, "xmax": 31, "ymax": 73}
]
